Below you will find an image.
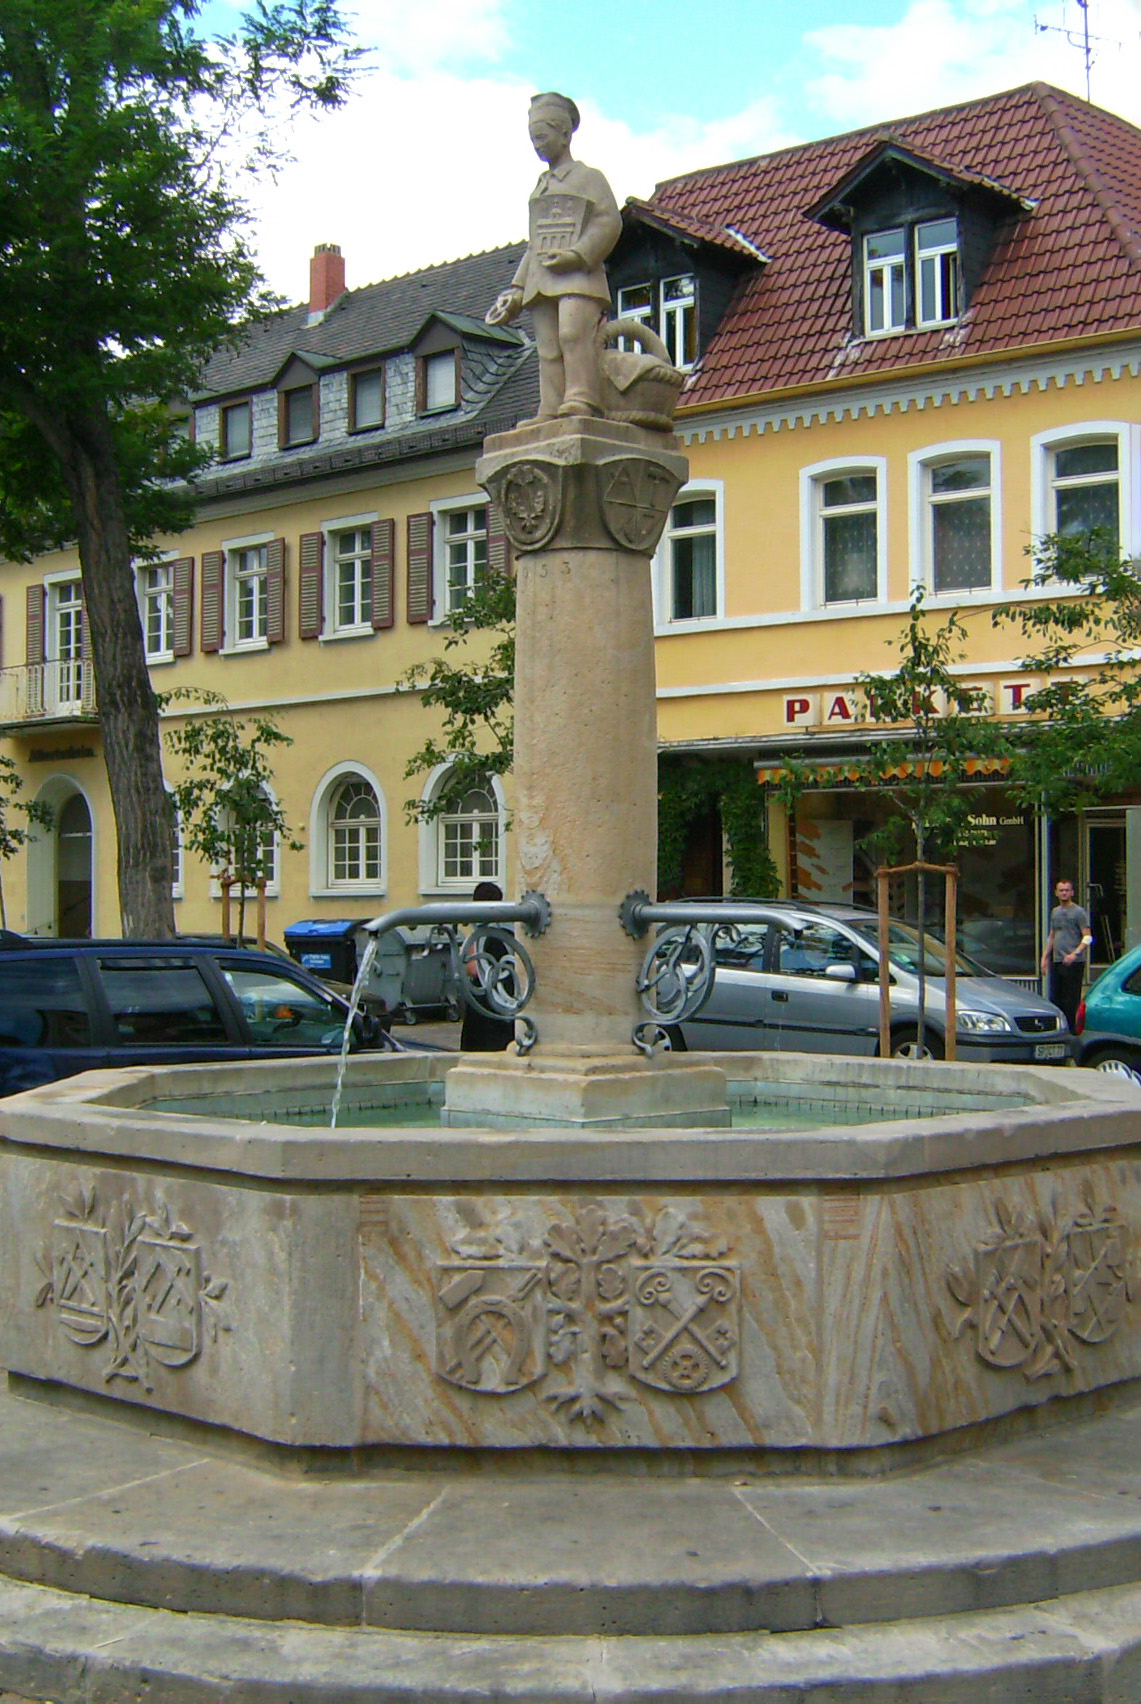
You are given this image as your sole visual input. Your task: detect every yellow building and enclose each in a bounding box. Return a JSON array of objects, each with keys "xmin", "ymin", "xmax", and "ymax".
[{"xmin": 3, "ymin": 81, "xmax": 1141, "ymax": 983}]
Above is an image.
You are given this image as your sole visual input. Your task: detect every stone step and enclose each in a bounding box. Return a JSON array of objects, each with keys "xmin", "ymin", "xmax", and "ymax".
[
  {"xmin": 0, "ymin": 1572, "xmax": 1140, "ymax": 1702},
  {"xmin": 3, "ymin": 1383, "xmax": 1141, "ymax": 1639}
]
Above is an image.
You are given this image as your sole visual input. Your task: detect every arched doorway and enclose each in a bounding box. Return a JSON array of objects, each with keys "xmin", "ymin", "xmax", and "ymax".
[{"xmin": 26, "ymin": 780, "xmax": 94, "ymax": 938}]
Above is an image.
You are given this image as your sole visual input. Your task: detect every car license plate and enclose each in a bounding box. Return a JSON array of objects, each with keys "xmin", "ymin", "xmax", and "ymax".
[{"xmin": 1034, "ymin": 1042, "xmax": 1067, "ymax": 1060}]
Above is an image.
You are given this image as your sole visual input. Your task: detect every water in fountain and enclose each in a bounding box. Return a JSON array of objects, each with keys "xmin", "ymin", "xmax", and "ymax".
[{"xmin": 329, "ymin": 931, "xmax": 380, "ymax": 1129}]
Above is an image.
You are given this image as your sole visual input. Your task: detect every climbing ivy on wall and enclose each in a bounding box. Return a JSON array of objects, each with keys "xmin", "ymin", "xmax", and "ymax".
[{"xmin": 658, "ymin": 756, "xmax": 779, "ymax": 898}]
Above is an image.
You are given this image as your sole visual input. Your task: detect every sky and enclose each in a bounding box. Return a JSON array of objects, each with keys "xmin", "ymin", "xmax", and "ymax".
[{"xmin": 199, "ymin": 0, "xmax": 1141, "ymax": 301}]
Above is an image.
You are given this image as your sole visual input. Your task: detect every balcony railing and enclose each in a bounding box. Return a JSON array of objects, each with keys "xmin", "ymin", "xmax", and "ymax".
[{"xmin": 0, "ymin": 661, "xmax": 97, "ymax": 725}]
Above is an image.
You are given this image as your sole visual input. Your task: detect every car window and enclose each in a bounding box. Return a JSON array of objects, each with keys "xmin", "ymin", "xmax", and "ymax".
[
  {"xmin": 0, "ymin": 957, "xmax": 92, "ymax": 1048},
  {"xmin": 714, "ymin": 925, "xmax": 769, "ymax": 970},
  {"xmin": 858, "ymin": 920, "xmax": 986, "ymax": 978},
  {"xmin": 220, "ymin": 965, "xmax": 347, "ymax": 1048},
  {"xmin": 774, "ymin": 921, "xmax": 874, "ymax": 979},
  {"xmin": 1121, "ymin": 966, "xmax": 1141, "ymax": 997},
  {"xmin": 99, "ymin": 959, "xmax": 231, "ymax": 1046}
]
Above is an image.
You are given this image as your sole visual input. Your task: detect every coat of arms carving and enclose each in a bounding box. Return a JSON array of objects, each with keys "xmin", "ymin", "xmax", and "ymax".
[
  {"xmin": 433, "ymin": 1205, "xmax": 738, "ymax": 1425},
  {"xmin": 36, "ymin": 1186, "xmax": 230, "ymax": 1390},
  {"xmin": 947, "ymin": 1190, "xmax": 1138, "ymax": 1381},
  {"xmin": 598, "ymin": 458, "xmax": 678, "ymax": 552}
]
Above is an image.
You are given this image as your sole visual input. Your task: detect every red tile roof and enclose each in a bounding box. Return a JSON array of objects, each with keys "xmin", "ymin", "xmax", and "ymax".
[{"xmin": 647, "ymin": 83, "xmax": 1141, "ymax": 410}]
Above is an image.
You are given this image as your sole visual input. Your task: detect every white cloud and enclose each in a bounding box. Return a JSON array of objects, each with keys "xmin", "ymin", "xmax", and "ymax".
[
  {"xmin": 246, "ymin": 74, "xmax": 796, "ymax": 298},
  {"xmin": 803, "ymin": 0, "xmax": 1141, "ymax": 130},
  {"xmin": 348, "ymin": 0, "xmax": 510, "ymax": 68}
]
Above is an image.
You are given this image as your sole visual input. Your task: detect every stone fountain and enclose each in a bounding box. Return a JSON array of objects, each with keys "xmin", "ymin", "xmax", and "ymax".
[{"xmin": 3, "ymin": 93, "xmax": 1141, "ymax": 1702}]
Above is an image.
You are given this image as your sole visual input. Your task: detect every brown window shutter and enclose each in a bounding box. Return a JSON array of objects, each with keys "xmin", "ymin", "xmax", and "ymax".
[
  {"xmin": 25, "ymin": 584, "xmax": 44, "ymax": 664},
  {"xmin": 266, "ymin": 537, "xmax": 286, "ymax": 643},
  {"xmin": 487, "ymin": 502, "xmax": 511, "ymax": 576},
  {"xmin": 79, "ymin": 585, "xmax": 95, "ymax": 713},
  {"xmin": 200, "ymin": 551, "xmax": 224, "ymax": 652},
  {"xmin": 299, "ymin": 532, "xmax": 324, "ymax": 639},
  {"xmin": 172, "ymin": 557, "xmax": 194, "ymax": 656},
  {"xmin": 371, "ymin": 519, "xmax": 395, "ymax": 630},
  {"xmin": 406, "ymin": 512, "xmax": 434, "ymax": 624}
]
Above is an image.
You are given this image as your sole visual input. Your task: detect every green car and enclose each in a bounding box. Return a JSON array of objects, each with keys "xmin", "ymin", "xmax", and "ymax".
[{"xmin": 1075, "ymin": 944, "xmax": 1141, "ymax": 1076}]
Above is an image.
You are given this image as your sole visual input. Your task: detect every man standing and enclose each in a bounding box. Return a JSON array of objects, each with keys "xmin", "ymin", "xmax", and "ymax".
[
  {"xmin": 486, "ymin": 92, "xmax": 622, "ymax": 420},
  {"xmin": 1041, "ymin": 878, "xmax": 1094, "ymax": 1031}
]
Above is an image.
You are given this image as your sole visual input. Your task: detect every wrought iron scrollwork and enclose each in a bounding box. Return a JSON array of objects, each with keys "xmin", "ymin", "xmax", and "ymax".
[
  {"xmin": 456, "ymin": 925, "xmax": 537, "ymax": 1021},
  {"xmin": 635, "ymin": 925, "xmax": 716, "ymax": 1025},
  {"xmin": 632, "ymin": 1021, "xmax": 673, "ymax": 1056}
]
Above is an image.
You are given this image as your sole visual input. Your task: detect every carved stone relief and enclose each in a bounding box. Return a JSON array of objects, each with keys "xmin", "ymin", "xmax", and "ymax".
[
  {"xmin": 35, "ymin": 1186, "xmax": 230, "ymax": 1391},
  {"xmin": 598, "ymin": 457, "xmax": 678, "ymax": 551},
  {"xmin": 947, "ymin": 1191, "xmax": 1138, "ymax": 1380},
  {"xmin": 434, "ymin": 1204, "xmax": 739, "ymax": 1424},
  {"xmin": 498, "ymin": 461, "xmax": 563, "ymax": 550}
]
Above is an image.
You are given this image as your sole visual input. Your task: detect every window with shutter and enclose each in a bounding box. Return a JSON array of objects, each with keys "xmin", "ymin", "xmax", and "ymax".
[
  {"xmin": 200, "ymin": 551, "xmax": 224, "ymax": 652},
  {"xmin": 407, "ymin": 512, "xmax": 434, "ymax": 624},
  {"xmin": 172, "ymin": 557, "xmax": 194, "ymax": 656},
  {"xmin": 266, "ymin": 538, "xmax": 286, "ymax": 644},
  {"xmin": 299, "ymin": 533, "xmax": 324, "ymax": 639},
  {"xmin": 371, "ymin": 519, "xmax": 395, "ymax": 629}
]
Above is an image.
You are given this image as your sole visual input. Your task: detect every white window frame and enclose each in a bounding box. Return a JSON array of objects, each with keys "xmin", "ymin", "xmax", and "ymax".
[
  {"xmin": 653, "ymin": 480, "xmax": 724, "ymax": 628},
  {"xmin": 168, "ymin": 788, "xmax": 183, "ymax": 901},
  {"xmin": 43, "ymin": 569, "xmax": 86, "ymax": 714},
  {"xmin": 909, "ymin": 440, "xmax": 1003, "ymax": 599},
  {"xmin": 417, "ymin": 761, "xmax": 507, "ymax": 897},
  {"xmin": 430, "ymin": 494, "xmax": 489, "ymax": 620},
  {"xmin": 422, "ymin": 349, "xmax": 458, "ymax": 413},
  {"xmin": 915, "ymin": 217, "xmax": 959, "ymax": 328},
  {"xmin": 137, "ymin": 555, "xmax": 176, "ymax": 665},
  {"xmin": 221, "ymin": 530, "xmax": 273, "ymax": 654},
  {"xmin": 863, "ymin": 228, "xmax": 907, "ymax": 337},
  {"xmin": 321, "ymin": 511, "xmax": 378, "ymax": 639},
  {"xmin": 309, "ymin": 761, "xmax": 387, "ymax": 898},
  {"xmin": 1031, "ymin": 422, "xmax": 1137, "ymax": 558},
  {"xmin": 616, "ymin": 276, "xmax": 696, "ymax": 368},
  {"xmin": 800, "ymin": 457, "xmax": 888, "ymax": 612}
]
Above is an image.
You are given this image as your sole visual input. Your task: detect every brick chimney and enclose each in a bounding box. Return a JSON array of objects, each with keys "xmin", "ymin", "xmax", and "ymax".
[{"xmin": 308, "ymin": 243, "xmax": 346, "ymax": 320}]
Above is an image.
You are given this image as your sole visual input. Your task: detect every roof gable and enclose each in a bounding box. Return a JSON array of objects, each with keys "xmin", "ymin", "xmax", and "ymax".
[
  {"xmin": 641, "ymin": 83, "xmax": 1141, "ymax": 410},
  {"xmin": 805, "ymin": 137, "xmax": 1035, "ymax": 232}
]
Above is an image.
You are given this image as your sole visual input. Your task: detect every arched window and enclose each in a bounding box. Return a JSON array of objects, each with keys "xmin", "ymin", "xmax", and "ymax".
[
  {"xmin": 440, "ymin": 780, "xmax": 500, "ymax": 886},
  {"xmin": 330, "ymin": 776, "xmax": 382, "ymax": 885}
]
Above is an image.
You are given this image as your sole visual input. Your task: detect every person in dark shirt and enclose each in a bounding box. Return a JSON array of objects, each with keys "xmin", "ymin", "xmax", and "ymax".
[{"xmin": 1040, "ymin": 877, "xmax": 1094, "ymax": 1031}]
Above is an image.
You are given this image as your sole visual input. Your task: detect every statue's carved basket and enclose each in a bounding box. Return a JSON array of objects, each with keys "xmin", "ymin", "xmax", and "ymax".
[{"xmin": 2, "ymin": 1051, "xmax": 1141, "ymax": 1466}]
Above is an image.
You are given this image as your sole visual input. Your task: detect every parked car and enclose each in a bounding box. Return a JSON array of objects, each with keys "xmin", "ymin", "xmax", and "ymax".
[
  {"xmin": 675, "ymin": 901, "xmax": 1073, "ymax": 1064},
  {"xmin": 0, "ymin": 933, "xmax": 415, "ymax": 1098},
  {"xmin": 1074, "ymin": 944, "xmax": 1141, "ymax": 1076}
]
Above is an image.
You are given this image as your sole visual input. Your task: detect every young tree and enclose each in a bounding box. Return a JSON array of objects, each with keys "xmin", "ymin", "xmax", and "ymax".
[
  {"xmin": 778, "ymin": 591, "xmax": 1012, "ymax": 1050},
  {"xmin": 0, "ymin": 755, "xmax": 52, "ymax": 930},
  {"xmin": 402, "ymin": 567, "xmax": 516, "ymax": 822},
  {"xmin": 993, "ymin": 530, "xmax": 1141, "ymax": 812},
  {"xmin": 0, "ymin": 0, "xmax": 356, "ymax": 936},
  {"xmin": 164, "ymin": 692, "xmax": 303, "ymax": 942}
]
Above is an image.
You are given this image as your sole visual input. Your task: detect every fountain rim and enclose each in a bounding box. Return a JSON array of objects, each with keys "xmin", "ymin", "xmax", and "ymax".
[{"xmin": 2, "ymin": 1050, "xmax": 1137, "ymax": 1188}]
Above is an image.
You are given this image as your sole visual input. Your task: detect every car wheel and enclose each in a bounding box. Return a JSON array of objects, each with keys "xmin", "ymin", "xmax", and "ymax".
[
  {"xmin": 890, "ymin": 1026, "xmax": 945, "ymax": 1061},
  {"xmin": 403, "ymin": 1009, "xmax": 418, "ymax": 1026},
  {"xmin": 1088, "ymin": 1047, "xmax": 1141, "ymax": 1081}
]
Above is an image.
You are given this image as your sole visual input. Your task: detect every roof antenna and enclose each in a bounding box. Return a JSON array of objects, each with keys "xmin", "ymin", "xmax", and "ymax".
[{"xmin": 1034, "ymin": 0, "xmax": 1118, "ymax": 102}]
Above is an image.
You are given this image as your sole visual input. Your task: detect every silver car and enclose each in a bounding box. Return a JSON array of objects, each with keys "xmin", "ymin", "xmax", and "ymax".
[{"xmin": 677, "ymin": 902, "xmax": 1073, "ymax": 1064}]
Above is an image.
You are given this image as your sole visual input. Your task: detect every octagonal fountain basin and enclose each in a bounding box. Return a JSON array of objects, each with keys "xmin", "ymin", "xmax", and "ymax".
[{"xmin": 2, "ymin": 1050, "xmax": 1140, "ymax": 1466}]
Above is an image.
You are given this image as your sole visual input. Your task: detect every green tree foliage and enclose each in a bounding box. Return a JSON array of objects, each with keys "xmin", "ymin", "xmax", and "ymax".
[
  {"xmin": 993, "ymin": 531, "xmax": 1141, "ymax": 812},
  {"xmin": 402, "ymin": 568, "xmax": 515, "ymax": 820},
  {"xmin": 0, "ymin": 0, "xmax": 356, "ymax": 935},
  {"xmin": 658, "ymin": 756, "xmax": 779, "ymax": 898},
  {"xmin": 0, "ymin": 755, "xmax": 51, "ymax": 929},
  {"xmin": 163, "ymin": 691, "xmax": 303, "ymax": 941}
]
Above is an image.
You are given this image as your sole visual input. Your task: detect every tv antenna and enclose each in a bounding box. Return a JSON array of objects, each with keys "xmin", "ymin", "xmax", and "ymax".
[{"xmin": 1034, "ymin": 0, "xmax": 1119, "ymax": 102}]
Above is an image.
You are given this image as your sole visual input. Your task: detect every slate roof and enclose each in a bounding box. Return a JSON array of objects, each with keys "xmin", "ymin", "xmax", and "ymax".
[
  {"xmin": 197, "ymin": 243, "xmax": 528, "ymax": 398},
  {"xmin": 646, "ymin": 83, "xmax": 1141, "ymax": 410}
]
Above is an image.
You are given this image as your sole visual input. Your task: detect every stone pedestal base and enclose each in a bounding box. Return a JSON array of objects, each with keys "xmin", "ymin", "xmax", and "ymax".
[{"xmin": 441, "ymin": 1048, "xmax": 731, "ymax": 1130}]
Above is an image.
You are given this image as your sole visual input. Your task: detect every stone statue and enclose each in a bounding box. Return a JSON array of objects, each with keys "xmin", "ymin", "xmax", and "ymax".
[{"xmin": 487, "ymin": 92, "xmax": 622, "ymax": 420}]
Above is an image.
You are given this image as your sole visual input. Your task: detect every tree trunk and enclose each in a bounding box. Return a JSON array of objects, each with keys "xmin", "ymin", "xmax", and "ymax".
[{"xmin": 58, "ymin": 408, "xmax": 175, "ymax": 938}]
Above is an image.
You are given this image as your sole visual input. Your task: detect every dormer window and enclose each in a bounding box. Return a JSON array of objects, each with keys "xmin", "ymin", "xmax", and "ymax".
[
  {"xmin": 916, "ymin": 218, "xmax": 959, "ymax": 325},
  {"xmin": 220, "ymin": 400, "xmax": 251, "ymax": 460},
  {"xmin": 349, "ymin": 367, "xmax": 384, "ymax": 432},
  {"xmin": 863, "ymin": 218, "xmax": 960, "ymax": 337},
  {"xmin": 616, "ymin": 275, "xmax": 696, "ymax": 368},
  {"xmin": 420, "ymin": 350, "xmax": 458, "ymax": 413},
  {"xmin": 281, "ymin": 382, "xmax": 317, "ymax": 447},
  {"xmin": 864, "ymin": 231, "xmax": 906, "ymax": 335}
]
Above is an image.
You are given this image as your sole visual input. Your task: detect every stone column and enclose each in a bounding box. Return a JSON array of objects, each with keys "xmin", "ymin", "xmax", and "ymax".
[{"xmin": 477, "ymin": 417, "xmax": 688, "ymax": 1051}]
